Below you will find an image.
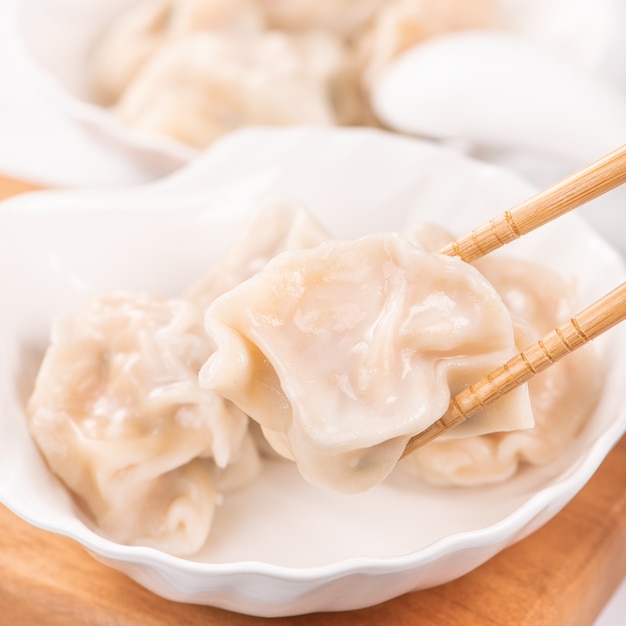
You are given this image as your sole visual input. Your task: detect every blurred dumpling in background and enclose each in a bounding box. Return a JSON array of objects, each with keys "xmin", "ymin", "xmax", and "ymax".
[
  {"xmin": 356, "ymin": 0, "xmax": 500, "ymax": 87},
  {"xmin": 89, "ymin": 0, "xmax": 374, "ymax": 147},
  {"xmin": 90, "ymin": 0, "xmax": 264, "ymax": 104},
  {"xmin": 260, "ymin": 0, "xmax": 381, "ymax": 38},
  {"xmin": 6, "ymin": 0, "xmax": 626, "ymax": 192},
  {"xmin": 110, "ymin": 30, "xmax": 364, "ymax": 148},
  {"xmin": 86, "ymin": 0, "xmax": 503, "ymax": 148},
  {"xmin": 26, "ymin": 200, "xmax": 331, "ymax": 554},
  {"xmin": 84, "ymin": 0, "xmax": 626, "ymax": 173}
]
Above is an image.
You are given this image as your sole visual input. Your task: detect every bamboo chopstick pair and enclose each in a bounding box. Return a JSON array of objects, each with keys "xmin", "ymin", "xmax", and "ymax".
[{"xmin": 403, "ymin": 144, "xmax": 626, "ymax": 457}]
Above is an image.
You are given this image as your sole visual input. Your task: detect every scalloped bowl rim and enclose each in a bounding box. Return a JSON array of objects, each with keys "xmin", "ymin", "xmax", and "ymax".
[{"xmin": 1, "ymin": 127, "xmax": 625, "ymax": 614}]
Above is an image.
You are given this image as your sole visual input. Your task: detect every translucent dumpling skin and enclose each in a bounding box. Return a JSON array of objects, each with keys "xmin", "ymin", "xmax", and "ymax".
[
  {"xmin": 200, "ymin": 232, "xmax": 532, "ymax": 493},
  {"xmin": 90, "ymin": 0, "xmax": 265, "ymax": 104},
  {"xmin": 27, "ymin": 292, "xmax": 256, "ymax": 555},
  {"xmin": 26, "ymin": 201, "xmax": 330, "ymax": 553},
  {"xmin": 356, "ymin": 0, "xmax": 499, "ymax": 86},
  {"xmin": 397, "ymin": 256, "xmax": 604, "ymax": 486},
  {"xmin": 186, "ymin": 200, "xmax": 331, "ymax": 310}
]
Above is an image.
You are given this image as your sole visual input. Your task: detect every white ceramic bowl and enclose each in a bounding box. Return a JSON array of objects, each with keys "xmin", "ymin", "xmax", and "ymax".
[
  {"xmin": 11, "ymin": 0, "xmax": 624, "ymax": 179},
  {"xmin": 8, "ymin": 0, "xmax": 197, "ymax": 178},
  {"xmin": 1, "ymin": 127, "xmax": 625, "ymax": 617},
  {"xmin": 8, "ymin": 0, "xmax": 626, "ymax": 203}
]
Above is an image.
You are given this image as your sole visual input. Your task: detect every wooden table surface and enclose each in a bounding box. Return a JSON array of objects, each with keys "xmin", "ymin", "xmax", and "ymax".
[{"xmin": 2, "ymin": 176, "xmax": 626, "ymax": 626}]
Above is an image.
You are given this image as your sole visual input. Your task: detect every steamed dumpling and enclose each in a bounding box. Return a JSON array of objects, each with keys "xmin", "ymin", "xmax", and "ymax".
[
  {"xmin": 112, "ymin": 30, "xmax": 359, "ymax": 147},
  {"xmin": 27, "ymin": 292, "xmax": 258, "ymax": 555},
  {"xmin": 200, "ymin": 231, "xmax": 533, "ymax": 493},
  {"xmin": 397, "ymin": 255, "xmax": 604, "ymax": 486}
]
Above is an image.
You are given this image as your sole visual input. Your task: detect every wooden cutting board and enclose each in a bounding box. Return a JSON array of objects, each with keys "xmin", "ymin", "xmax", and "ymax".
[{"xmin": 1, "ymin": 176, "xmax": 626, "ymax": 626}]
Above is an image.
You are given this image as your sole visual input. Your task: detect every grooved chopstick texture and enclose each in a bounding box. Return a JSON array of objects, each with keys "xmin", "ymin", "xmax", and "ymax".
[
  {"xmin": 402, "ymin": 144, "xmax": 626, "ymax": 454},
  {"xmin": 403, "ymin": 282, "xmax": 626, "ymax": 456},
  {"xmin": 439, "ymin": 143, "xmax": 626, "ymax": 262}
]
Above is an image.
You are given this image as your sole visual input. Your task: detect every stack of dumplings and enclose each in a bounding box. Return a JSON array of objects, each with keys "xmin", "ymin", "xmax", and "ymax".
[
  {"xmin": 89, "ymin": 0, "xmax": 500, "ymax": 147},
  {"xmin": 27, "ymin": 291, "xmax": 256, "ymax": 555},
  {"xmin": 27, "ymin": 201, "xmax": 603, "ymax": 555}
]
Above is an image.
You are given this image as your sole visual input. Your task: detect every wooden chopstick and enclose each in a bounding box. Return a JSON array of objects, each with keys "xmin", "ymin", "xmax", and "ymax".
[
  {"xmin": 438, "ymin": 143, "xmax": 626, "ymax": 262},
  {"xmin": 400, "ymin": 144, "xmax": 626, "ymax": 455},
  {"xmin": 402, "ymin": 282, "xmax": 626, "ymax": 457}
]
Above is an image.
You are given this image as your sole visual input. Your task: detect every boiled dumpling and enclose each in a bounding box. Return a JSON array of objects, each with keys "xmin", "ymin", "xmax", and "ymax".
[
  {"xmin": 186, "ymin": 200, "xmax": 331, "ymax": 310},
  {"xmin": 397, "ymin": 255, "xmax": 604, "ymax": 486},
  {"xmin": 90, "ymin": 0, "xmax": 264, "ymax": 104},
  {"xmin": 27, "ymin": 292, "xmax": 258, "ymax": 555},
  {"xmin": 89, "ymin": 0, "xmax": 503, "ymax": 145},
  {"xmin": 199, "ymin": 231, "xmax": 533, "ymax": 493},
  {"xmin": 260, "ymin": 0, "xmax": 380, "ymax": 38},
  {"xmin": 357, "ymin": 0, "xmax": 500, "ymax": 87},
  {"xmin": 112, "ymin": 30, "xmax": 359, "ymax": 147},
  {"xmin": 27, "ymin": 199, "xmax": 330, "ymax": 554}
]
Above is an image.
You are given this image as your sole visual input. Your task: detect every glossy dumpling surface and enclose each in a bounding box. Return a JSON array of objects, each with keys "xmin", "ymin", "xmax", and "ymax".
[
  {"xmin": 186, "ymin": 200, "xmax": 331, "ymax": 310},
  {"xmin": 27, "ymin": 292, "xmax": 255, "ymax": 555},
  {"xmin": 397, "ymin": 256, "xmax": 604, "ymax": 486},
  {"xmin": 200, "ymin": 232, "xmax": 532, "ymax": 493}
]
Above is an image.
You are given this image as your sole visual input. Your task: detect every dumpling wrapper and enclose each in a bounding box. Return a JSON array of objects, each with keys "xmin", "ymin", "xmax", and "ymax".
[
  {"xmin": 90, "ymin": 0, "xmax": 264, "ymax": 104},
  {"xmin": 200, "ymin": 232, "xmax": 533, "ymax": 493},
  {"xmin": 111, "ymin": 30, "xmax": 362, "ymax": 148},
  {"xmin": 356, "ymin": 0, "xmax": 500, "ymax": 87},
  {"xmin": 27, "ymin": 292, "xmax": 258, "ymax": 555},
  {"xmin": 397, "ymin": 254, "xmax": 604, "ymax": 486},
  {"xmin": 27, "ymin": 201, "xmax": 330, "ymax": 552},
  {"xmin": 260, "ymin": 0, "xmax": 380, "ymax": 38},
  {"xmin": 186, "ymin": 200, "xmax": 331, "ymax": 310}
]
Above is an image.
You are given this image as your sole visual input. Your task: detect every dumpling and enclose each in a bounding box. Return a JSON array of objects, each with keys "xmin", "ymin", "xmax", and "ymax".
[
  {"xmin": 186, "ymin": 200, "xmax": 331, "ymax": 310},
  {"xmin": 397, "ymin": 255, "xmax": 604, "ymax": 486},
  {"xmin": 111, "ymin": 30, "xmax": 358, "ymax": 147},
  {"xmin": 200, "ymin": 231, "xmax": 533, "ymax": 493},
  {"xmin": 27, "ymin": 200, "xmax": 330, "ymax": 554},
  {"xmin": 88, "ymin": 0, "xmax": 507, "ymax": 144},
  {"xmin": 90, "ymin": 0, "xmax": 264, "ymax": 104},
  {"xmin": 259, "ymin": 0, "xmax": 381, "ymax": 38},
  {"xmin": 357, "ymin": 0, "xmax": 500, "ymax": 87},
  {"xmin": 27, "ymin": 292, "xmax": 258, "ymax": 555}
]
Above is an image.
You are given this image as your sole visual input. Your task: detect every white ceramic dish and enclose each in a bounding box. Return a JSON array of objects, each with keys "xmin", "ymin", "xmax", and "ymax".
[
  {"xmin": 1, "ymin": 127, "xmax": 625, "ymax": 617},
  {"xmin": 9, "ymin": 0, "xmax": 197, "ymax": 176},
  {"xmin": 372, "ymin": 29, "xmax": 626, "ymax": 165},
  {"xmin": 11, "ymin": 0, "xmax": 623, "ymax": 179}
]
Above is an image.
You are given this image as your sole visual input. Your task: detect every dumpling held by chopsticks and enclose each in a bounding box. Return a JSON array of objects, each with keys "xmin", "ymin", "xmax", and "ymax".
[{"xmin": 200, "ymin": 231, "xmax": 534, "ymax": 493}]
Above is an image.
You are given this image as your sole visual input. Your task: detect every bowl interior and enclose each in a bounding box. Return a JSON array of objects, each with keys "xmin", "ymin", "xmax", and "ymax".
[{"xmin": 1, "ymin": 128, "xmax": 625, "ymax": 611}]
